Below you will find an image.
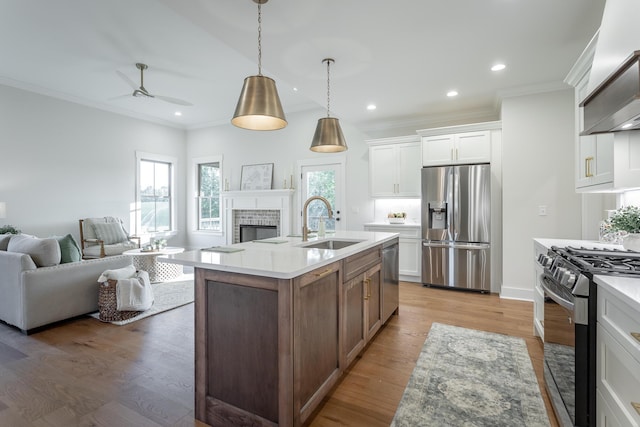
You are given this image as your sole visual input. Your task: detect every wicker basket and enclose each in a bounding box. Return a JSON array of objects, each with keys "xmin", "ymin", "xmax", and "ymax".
[{"xmin": 98, "ymin": 279, "xmax": 142, "ymax": 322}]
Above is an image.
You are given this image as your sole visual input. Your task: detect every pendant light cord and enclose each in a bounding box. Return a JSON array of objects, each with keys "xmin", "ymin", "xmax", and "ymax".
[
  {"xmin": 326, "ymin": 59, "xmax": 331, "ymax": 117},
  {"xmin": 257, "ymin": 2, "xmax": 262, "ymax": 76}
]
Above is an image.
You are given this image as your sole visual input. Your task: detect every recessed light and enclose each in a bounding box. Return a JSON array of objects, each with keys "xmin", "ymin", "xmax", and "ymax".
[
  {"xmin": 293, "ymin": 87, "xmax": 298, "ymax": 92},
  {"xmin": 622, "ymin": 123, "xmax": 633, "ymax": 129},
  {"xmin": 447, "ymin": 91, "xmax": 458, "ymax": 97},
  {"xmin": 367, "ymin": 104, "xmax": 377, "ymax": 111},
  {"xmin": 174, "ymin": 111, "xmax": 182, "ymax": 117},
  {"xmin": 491, "ymin": 63, "xmax": 506, "ymax": 71}
]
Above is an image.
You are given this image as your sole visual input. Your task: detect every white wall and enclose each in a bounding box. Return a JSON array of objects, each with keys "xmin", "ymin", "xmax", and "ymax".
[
  {"xmin": 500, "ymin": 89, "xmax": 582, "ymax": 300},
  {"xmin": 0, "ymin": 84, "xmax": 187, "ymax": 246},
  {"xmin": 185, "ymin": 108, "xmax": 374, "ymax": 250}
]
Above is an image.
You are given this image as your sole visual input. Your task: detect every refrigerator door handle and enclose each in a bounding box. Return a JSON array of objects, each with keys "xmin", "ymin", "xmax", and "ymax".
[{"xmin": 423, "ymin": 242, "xmax": 490, "ymax": 250}]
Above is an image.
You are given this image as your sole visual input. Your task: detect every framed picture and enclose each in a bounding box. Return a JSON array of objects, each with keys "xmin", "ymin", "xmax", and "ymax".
[{"xmin": 240, "ymin": 163, "xmax": 274, "ymax": 190}]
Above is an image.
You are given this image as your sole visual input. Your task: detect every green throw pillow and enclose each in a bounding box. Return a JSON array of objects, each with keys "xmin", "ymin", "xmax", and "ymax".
[
  {"xmin": 92, "ymin": 222, "xmax": 128, "ymax": 245},
  {"xmin": 55, "ymin": 234, "xmax": 82, "ymax": 263}
]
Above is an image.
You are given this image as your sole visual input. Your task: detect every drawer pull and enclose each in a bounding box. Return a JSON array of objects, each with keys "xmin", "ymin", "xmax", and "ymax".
[
  {"xmin": 631, "ymin": 332, "xmax": 640, "ymax": 343},
  {"xmin": 314, "ymin": 268, "xmax": 333, "ymax": 278},
  {"xmin": 633, "ymin": 402, "xmax": 640, "ymax": 416}
]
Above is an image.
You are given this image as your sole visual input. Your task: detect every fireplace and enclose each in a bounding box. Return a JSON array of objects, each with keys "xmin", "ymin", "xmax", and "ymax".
[
  {"xmin": 239, "ymin": 224, "xmax": 277, "ymax": 242},
  {"xmin": 233, "ymin": 209, "xmax": 280, "ymax": 244}
]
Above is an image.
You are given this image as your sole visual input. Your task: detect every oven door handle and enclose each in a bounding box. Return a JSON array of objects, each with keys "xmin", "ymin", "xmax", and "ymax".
[{"xmin": 540, "ymin": 275, "xmax": 574, "ymax": 312}]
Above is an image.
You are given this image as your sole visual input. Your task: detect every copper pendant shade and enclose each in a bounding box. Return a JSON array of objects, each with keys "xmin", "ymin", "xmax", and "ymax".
[
  {"xmin": 310, "ymin": 58, "xmax": 348, "ymax": 152},
  {"xmin": 231, "ymin": 0, "xmax": 287, "ymax": 131}
]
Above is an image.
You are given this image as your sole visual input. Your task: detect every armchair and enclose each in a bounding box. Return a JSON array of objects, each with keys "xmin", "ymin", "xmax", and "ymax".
[{"xmin": 79, "ymin": 217, "xmax": 140, "ymax": 259}]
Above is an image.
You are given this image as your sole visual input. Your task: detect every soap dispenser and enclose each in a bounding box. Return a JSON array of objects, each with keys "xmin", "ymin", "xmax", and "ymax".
[{"xmin": 318, "ymin": 217, "xmax": 326, "ymax": 238}]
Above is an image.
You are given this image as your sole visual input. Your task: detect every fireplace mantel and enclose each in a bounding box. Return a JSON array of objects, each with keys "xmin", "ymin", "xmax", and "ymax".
[{"xmin": 222, "ymin": 189, "xmax": 295, "ymax": 244}]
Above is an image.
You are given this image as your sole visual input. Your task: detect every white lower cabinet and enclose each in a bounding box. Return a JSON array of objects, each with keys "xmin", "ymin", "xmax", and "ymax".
[
  {"xmin": 532, "ymin": 240, "xmax": 546, "ymax": 339},
  {"xmin": 597, "ymin": 286, "xmax": 640, "ymax": 426},
  {"xmin": 364, "ymin": 224, "xmax": 421, "ymax": 282}
]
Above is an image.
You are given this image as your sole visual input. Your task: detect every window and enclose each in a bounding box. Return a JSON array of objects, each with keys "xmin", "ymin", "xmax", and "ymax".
[
  {"xmin": 197, "ymin": 161, "xmax": 221, "ymax": 231},
  {"xmin": 137, "ymin": 152, "xmax": 176, "ymax": 234}
]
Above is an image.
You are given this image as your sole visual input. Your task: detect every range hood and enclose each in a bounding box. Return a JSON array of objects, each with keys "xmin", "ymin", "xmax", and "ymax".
[{"xmin": 580, "ymin": 50, "xmax": 640, "ymax": 135}]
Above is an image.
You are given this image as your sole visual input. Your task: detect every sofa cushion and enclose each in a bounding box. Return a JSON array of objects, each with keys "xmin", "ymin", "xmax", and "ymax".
[
  {"xmin": 92, "ymin": 222, "xmax": 128, "ymax": 245},
  {"xmin": 54, "ymin": 234, "xmax": 82, "ymax": 263},
  {"xmin": 0, "ymin": 233, "xmax": 11, "ymax": 250},
  {"xmin": 7, "ymin": 234, "xmax": 61, "ymax": 267}
]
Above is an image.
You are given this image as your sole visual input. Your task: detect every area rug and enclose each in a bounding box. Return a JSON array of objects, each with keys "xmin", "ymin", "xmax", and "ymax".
[
  {"xmin": 391, "ymin": 323, "xmax": 550, "ymax": 427},
  {"xmin": 90, "ymin": 276, "xmax": 194, "ymax": 325}
]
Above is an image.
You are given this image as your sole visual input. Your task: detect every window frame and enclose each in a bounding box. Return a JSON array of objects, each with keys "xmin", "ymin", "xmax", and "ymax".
[
  {"xmin": 192, "ymin": 155, "xmax": 224, "ymax": 235},
  {"xmin": 135, "ymin": 151, "xmax": 178, "ymax": 237}
]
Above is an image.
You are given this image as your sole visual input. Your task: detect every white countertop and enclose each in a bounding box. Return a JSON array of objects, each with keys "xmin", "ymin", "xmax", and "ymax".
[
  {"xmin": 533, "ymin": 237, "xmax": 622, "ymax": 251},
  {"xmin": 159, "ymin": 230, "xmax": 399, "ymax": 279},
  {"xmin": 594, "ymin": 275, "xmax": 640, "ymax": 313}
]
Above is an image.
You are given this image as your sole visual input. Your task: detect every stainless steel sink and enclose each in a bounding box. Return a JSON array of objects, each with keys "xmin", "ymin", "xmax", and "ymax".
[{"xmin": 298, "ymin": 239, "xmax": 364, "ymax": 250}]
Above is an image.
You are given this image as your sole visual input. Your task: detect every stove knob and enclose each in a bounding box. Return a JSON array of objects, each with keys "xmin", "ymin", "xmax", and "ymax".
[
  {"xmin": 560, "ymin": 270, "xmax": 571, "ymax": 285},
  {"xmin": 567, "ymin": 273, "xmax": 577, "ymax": 286},
  {"xmin": 554, "ymin": 267, "xmax": 568, "ymax": 281}
]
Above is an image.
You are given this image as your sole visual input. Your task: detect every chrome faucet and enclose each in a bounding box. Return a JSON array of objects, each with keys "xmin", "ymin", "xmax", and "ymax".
[{"xmin": 302, "ymin": 195, "xmax": 334, "ymax": 241}]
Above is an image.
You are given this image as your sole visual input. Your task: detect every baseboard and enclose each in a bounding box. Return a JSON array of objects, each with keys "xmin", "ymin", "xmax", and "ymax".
[
  {"xmin": 500, "ymin": 285, "xmax": 534, "ymax": 301},
  {"xmin": 400, "ymin": 274, "xmax": 421, "ymax": 283}
]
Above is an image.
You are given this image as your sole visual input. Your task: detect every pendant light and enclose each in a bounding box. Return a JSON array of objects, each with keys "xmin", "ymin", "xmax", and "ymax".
[
  {"xmin": 310, "ymin": 58, "xmax": 348, "ymax": 152},
  {"xmin": 232, "ymin": 0, "xmax": 287, "ymax": 131}
]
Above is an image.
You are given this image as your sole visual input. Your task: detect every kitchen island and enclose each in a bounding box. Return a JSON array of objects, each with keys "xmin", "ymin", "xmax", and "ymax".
[{"xmin": 160, "ymin": 231, "xmax": 399, "ymax": 427}]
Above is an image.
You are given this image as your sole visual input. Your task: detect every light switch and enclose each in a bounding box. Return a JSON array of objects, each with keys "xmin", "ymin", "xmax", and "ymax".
[{"xmin": 538, "ymin": 205, "xmax": 547, "ymax": 216}]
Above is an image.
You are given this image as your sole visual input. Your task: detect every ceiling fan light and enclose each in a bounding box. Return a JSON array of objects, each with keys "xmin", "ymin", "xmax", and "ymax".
[
  {"xmin": 310, "ymin": 117, "xmax": 348, "ymax": 152},
  {"xmin": 232, "ymin": 75, "xmax": 287, "ymax": 131}
]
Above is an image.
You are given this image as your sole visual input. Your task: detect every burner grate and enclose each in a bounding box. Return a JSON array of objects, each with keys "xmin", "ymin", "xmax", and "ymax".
[{"xmin": 554, "ymin": 246, "xmax": 640, "ymax": 277}]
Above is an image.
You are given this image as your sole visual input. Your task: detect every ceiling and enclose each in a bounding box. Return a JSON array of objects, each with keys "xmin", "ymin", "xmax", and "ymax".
[{"xmin": 0, "ymin": 0, "xmax": 605, "ymax": 134}]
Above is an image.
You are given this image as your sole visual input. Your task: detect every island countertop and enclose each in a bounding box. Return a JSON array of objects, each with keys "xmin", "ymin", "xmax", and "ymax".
[{"xmin": 159, "ymin": 230, "xmax": 399, "ymax": 279}]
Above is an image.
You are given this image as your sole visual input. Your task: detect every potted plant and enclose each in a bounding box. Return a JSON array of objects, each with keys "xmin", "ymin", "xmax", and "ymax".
[
  {"xmin": 0, "ymin": 225, "xmax": 21, "ymax": 234},
  {"xmin": 607, "ymin": 206, "xmax": 640, "ymax": 250}
]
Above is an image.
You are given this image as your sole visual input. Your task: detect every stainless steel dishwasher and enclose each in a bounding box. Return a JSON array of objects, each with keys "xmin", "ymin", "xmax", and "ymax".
[{"xmin": 382, "ymin": 238, "xmax": 399, "ymax": 323}]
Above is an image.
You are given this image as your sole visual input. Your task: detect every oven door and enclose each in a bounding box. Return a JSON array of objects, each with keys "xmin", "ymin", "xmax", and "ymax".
[{"xmin": 541, "ymin": 275, "xmax": 579, "ymax": 427}]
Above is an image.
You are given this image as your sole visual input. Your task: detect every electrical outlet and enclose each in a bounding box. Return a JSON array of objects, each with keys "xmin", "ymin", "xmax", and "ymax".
[{"xmin": 538, "ymin": 205, "xmax": 547, "ymax": 216}]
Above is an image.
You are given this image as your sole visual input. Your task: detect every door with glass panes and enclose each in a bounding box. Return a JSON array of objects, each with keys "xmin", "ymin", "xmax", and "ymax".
[{"xmin": 300, "ymin": 161, "xmax": 345, "ymax": 234}]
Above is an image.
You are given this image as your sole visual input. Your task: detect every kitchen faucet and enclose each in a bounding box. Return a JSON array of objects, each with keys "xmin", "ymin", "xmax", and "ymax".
[{"xmin": 302, "ymin": 195, "xmax": 333, "ymax": 241}]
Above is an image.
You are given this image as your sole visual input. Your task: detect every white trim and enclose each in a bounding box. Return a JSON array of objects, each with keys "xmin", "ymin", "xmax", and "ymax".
[
  {"xmin": 135, "ymin": 151, "xmax": 178, "ymax": 237},
  {"xmin": 296, "ymin": 155, "xmax": 347, "ymax": 232},
  {"xmin": 416, "ymin": 120, "xmax": 502, "ymax": 137},
  {"xmin": 192, "ymin": 155, "xmax": 223, "ymax": 233},
  {"xmin": 365, "ymin": 135, "xmax": 420, "ymax": 146},
  {"xmin": 499, "ymin": 285, "xmax": 534, "ymax": 302}
]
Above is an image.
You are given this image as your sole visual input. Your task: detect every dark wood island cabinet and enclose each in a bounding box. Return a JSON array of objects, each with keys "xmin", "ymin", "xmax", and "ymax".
[{"xmin": 161, "ymin": 232, "xmax": 399, "ymax": 427}]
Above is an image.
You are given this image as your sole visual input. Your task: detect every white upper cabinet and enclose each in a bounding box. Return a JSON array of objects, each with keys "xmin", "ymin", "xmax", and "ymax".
[
  {"xmin": 422, "ymin": 131, "xmax": 491, "ymax": 166},
  {"xmin": 567, "ymin": 36, "xmax": 640, "ymax": 193},
  {"xmin": 368, "ymin": 136, "xmax": 421, "ymax": 198},
  {"xmin": 418, "ymin": 122, "xmax": 499, "ymax": 166}
]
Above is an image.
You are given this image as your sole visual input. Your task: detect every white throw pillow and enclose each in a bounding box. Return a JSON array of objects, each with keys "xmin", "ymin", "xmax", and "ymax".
[
  {"xmin": 92, "ymin": 222, "xmax": 128, "ymax": 245},
  {"xmin": 7, "ymin": 234, "xmax": 61, "ymax": 267}
]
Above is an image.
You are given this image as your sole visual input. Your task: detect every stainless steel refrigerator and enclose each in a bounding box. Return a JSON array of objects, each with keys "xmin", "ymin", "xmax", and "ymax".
[{"xmin": 421, "ymin": 164, "xmax": 490, "ymax": 292}]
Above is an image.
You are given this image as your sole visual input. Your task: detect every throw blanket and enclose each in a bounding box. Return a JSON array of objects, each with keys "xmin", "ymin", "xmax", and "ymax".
[{"xmin": 116, "ymin": 270, "xmax": 154, "ymax": 311}]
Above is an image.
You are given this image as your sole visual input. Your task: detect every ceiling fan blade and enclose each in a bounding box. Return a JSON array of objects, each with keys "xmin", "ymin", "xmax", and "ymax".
[
  {"xmin": 116, "ymin": 70, "xmax": 138, "ymax": 90},
  {"xmin": 108, "ymin": 94, "xmax": 131, "ymax": 101},
  {"xmin": 154, "ymin": 94, "xmax": 193, "ymax": 106}
]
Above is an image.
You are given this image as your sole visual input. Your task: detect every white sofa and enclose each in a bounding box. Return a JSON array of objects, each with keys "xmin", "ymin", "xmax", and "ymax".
[{"xmin": 0, "ymin": 233, "xmax": 133, "ymax": 333}]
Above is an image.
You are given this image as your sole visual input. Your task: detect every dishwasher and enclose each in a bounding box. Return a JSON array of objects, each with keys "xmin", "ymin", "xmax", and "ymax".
[{"xmin": 382, "ymin": 238, "xmax": 399, "ymax": 323}]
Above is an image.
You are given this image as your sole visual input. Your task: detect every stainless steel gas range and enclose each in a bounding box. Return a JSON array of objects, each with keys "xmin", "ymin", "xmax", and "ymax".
[{"xmin": 537, "ymin": 246, "xmax": 640, "ymax": 427}]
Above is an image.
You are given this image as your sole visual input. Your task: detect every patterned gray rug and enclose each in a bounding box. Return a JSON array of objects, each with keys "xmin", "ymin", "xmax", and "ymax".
[{"xmin": 391, "ymin": 323, "xmax": 550, "ymax": 427}]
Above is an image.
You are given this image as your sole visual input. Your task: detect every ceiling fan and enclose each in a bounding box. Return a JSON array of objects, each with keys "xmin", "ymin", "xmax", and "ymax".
[{"xmin": 115, "ymin": 63, "xmax": 193, "ymax": 106}]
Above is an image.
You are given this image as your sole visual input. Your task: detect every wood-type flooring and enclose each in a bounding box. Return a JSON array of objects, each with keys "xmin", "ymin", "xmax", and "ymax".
[{"xmin": 0, "ymin": 282, "xmax": 558, "ymax": 426}]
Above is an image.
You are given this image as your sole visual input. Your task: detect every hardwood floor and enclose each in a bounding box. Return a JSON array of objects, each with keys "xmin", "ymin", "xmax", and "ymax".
[{"xmin": 0, "ymin": 282, "xmax": 558, "ymax": 426}]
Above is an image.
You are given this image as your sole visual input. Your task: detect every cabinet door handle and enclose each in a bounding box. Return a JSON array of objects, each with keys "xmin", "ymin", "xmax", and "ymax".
[
  {"xmin": 451, "ymin": 148, "xmax": 454, "ymax": 161},
  {"xmin": 314, "ymin": 268, "xmax": 333, "ymax": 278},
  {"xmin": 632, "ymin": 402, "xmax": 640, "ymax": 416},
  {"xmin": 455, "ymin": 148, "xmax": 459, "ymax": 160},
  {"xmin": 363, "ymin": 278, "xmax": 371, "ymax": 300},
  {"xmin": 585, "ymin": 156, "xmax": 594, "ymax": 177},
  {"xmin": 632, "ymin": 332, "xmax": 640, "ymax": 343}
]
